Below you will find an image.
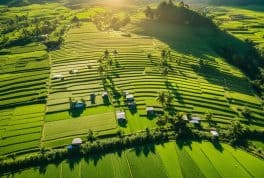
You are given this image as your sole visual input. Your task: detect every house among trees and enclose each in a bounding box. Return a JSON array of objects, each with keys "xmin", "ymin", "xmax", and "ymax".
[
  {"xmin": 146, "ymin": 107, "xmax": 154, "ymax": 115},
  {"xmin": 116, "ymin": 111, "xmax": 126, "ymax": 121}
]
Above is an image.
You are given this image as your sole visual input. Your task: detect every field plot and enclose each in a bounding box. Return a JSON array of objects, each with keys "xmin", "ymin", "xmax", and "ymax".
[
  {"xmin": 0, "ymin": 3, "xmax": 72, "ymax": 107},
  {"xmin": 209, "ymin": 5, "xmax": 264, "ymax": 50},
  {"xmin": 0, "ymin": 44, "xmax": 49, "ymax": 107},
  {"xmin": 43, "ymin": 112, "xmax": 117, "ymax": 147},
  {"xmin": 2, "ymin": 141, "xmax": 264, "ymax": 178},
  {"xmin": 0, "ymin": 104, "xmax": 45, "ymax": 155}
]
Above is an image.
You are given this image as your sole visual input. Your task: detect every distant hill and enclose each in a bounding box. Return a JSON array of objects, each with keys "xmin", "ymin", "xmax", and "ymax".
[
  {"xmin": 207, "ymin": 0, "xmax": 263, "ymax": 5},
  {"xmin": 0, "ymin": 0, "xmax": 58, "ymax": 6}
]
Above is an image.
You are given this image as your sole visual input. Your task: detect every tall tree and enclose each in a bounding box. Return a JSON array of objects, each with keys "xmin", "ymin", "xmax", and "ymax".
[{"xmin": 156, "ymin": 91, "xmax": 167, "ymax": 108}]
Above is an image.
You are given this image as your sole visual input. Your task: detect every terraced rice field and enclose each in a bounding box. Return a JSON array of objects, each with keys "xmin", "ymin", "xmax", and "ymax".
[
  {"xmin": 46, "ymin": 21, "xmax": 263, "ymax": 144},
  {"xmin": 0, "ymin": 104, "xmax": 45, "ymax": 155},
  {"xmin": 0, "ymin": 44, "xmax": 49, "ymax": 107},
  {"xmin": 208, "ymin": 5, "xmax": 264, "ymax": 50},
  {"xmin": 2, "ymin": 141, "xmax": 263, "ymax": 178}
]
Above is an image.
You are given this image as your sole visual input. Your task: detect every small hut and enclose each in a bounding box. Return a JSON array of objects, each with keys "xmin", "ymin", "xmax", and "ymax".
[
  {"xmin": 146, "ymin": 107, "xmax": 154, "ymax": 115},
  {"xmin": 126, "ymin": 94, "xmax": 134, "ymax": 102},
  {"xmin": 74, "ymin": 101, "xmax": 85, "ymax": 109},
  {"xmin": 116, "ymin": 111, "xmax": 126, "ymax": 121},
  {"xmin": 102, "ymin": 91, "xmax": 108, "ymax": 98},
  {"xmin": 189, "ymin": 116, "xmax": 200, "ymax": 124},
  {"xmin": 72, "ymin": 138, "xmax": 82, "ymax": 145},
  {"xmin": 69, "ymin": 69, "xmax": 79, "ymax": 74},
  {"xmin": 52, "ymin": 74, "xmax": 63, "ymax": 80}
]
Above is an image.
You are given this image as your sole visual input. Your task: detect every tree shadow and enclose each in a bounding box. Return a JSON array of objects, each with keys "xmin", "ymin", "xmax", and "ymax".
[
  {"xmin": 134, "ymin": 143, "xmax": 156, "ymax": 157},
  {"xmin": 118, "ymin": 119, "xmax": 128, "ymax": 128},
  {"xmin": 176, "ymin": 139, "xmax": 192, "ymax": 150},
  {"xmin": 66, "ymin": 156, "xmax": 82, "ymax": 170},
  {"xmin": 68, "ymin": 107, "xmax": 85, "ymax": 118},
  {"xmin": 211, "ymin": 140, "xmax": 224, "ymax": 152},
  {"xmin": 83, "ymin": 153, "xmax": 103, "ymax": 167},
  {"xmin": 38, "ymin": 164, "xmax": 47, "ymax": 175},
  {"xmin": 192, "ymin": 63, "xmax": 252, "ymax": 94},
  {"xmin": 133, "ymin": 19, "xmax": 262, "ymax": 91},
  {"xmin": 165, "ymin": 80, "xmax": 184, "ymax": 104}
]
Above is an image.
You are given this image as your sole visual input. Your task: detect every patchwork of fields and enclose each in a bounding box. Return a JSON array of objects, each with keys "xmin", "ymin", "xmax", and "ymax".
[
  {"xmin": 0, "ymin": 104, "xmax": 45, "ymax": 155},
  {"xmin": 45, "ymin": 21, "xmax": 264, "ymax": 142},
  {"xmin": 209, "ymin": 5, "xmax": 264, "ymax": 50},
  {"xmin": 0, "ymin": 44, "xmax": 49, "ymax": 107},
  {"xmin": 0, "ymin": 1, "xmax": 263, "ymax": 163},
  {"xmin": 2, "ymin": 141, "xmax": 264, "ymax": 178}
]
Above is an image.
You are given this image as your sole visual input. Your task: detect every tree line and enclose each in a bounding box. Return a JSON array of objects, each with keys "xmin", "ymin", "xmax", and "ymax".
[{"xmin": 144, "ymin": 0, "xmax": 214, "ymax": 26}]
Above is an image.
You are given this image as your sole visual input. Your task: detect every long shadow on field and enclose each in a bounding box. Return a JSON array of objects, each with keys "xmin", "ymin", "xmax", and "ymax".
[
  {"xmin": 135, "ymin": 143, "xmax": 156, "ymax": 157},
  {"xmin": 69, "ymin": 108, "xmax": 85, "ymax": 118},
  {"xmin": 191, "ymin": 63, "xmax": 253, "ymax": 95},
  {"xmin": 133, "ymin": 20, "xmax": 263, "ymax": 94},
  {"xmin": 66, "ymin": 156, "xmax": 82, "ymax": 170},
  {"xmin": 211, "ymin": 140, "xmax": 224, "ymax": 152},
  {"xmin": 176, "ymin": 139, "xmax": 193, "ymax": 150},
  {"xmin": 83, "ymin": 153, "xmax": 104, "ymax": 166},
  {"xmin": 165, "ymin": 80, "xmax": 184, "ymax": 104}
]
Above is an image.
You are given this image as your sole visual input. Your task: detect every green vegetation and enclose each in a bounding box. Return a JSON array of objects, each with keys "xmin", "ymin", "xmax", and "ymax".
[
  {"xmin": 0, "ymin": 0, "xmax": 263, "ymax": 177},
  {"xmin": 2, "ymin": 141, "xmax": 264, "ymax": 178}
]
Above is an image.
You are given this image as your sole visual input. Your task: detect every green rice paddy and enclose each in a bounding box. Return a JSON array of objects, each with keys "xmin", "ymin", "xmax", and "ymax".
[{"xmin": 2, "ymin": 141, "xmax": 263, "ymax": 178}]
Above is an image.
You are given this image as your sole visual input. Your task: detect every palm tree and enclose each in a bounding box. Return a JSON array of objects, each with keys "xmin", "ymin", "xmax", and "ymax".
[
  {"xmin": 165, "ymin": 91, "xmax": 174, "ymax": 107},
  {"xmin": 161, "ymin": 49, "xmax": 166, "ymax": 59},
  {"xmin": 156, "ymin": 91, "xmax": 167, "ymax": 108},
  {"xmin": 103, "ymin": 49, "xmax": 110, "ymax": 60},
  {"xmin": 97, "ymin": 65, "xmax": 105, "ymax": 78},
  {"xmin": 161, "ymin": 66, "xmax": 169, "ymax": 76},
  {"xmin": 97, "ymin": 57, "xmax": 103, "ymax": 64},
  {"xmin": 205, "ymin": 111, "xmax": 213, "ymax": 123}
]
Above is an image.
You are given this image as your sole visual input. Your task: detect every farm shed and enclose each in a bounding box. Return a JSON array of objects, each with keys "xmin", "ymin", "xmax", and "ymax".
[
  {"xmin": 210, "ymin": 130, "xmax": 219, "ymax": 137},
  {"xmin": 72, "ymin": 138, "xmax": 82, "ymax": 145},
  {"xmin": 116, "ymin": 111, "xmax": 126, "ymax": 121},
  {"xmin": 146, "ymin": 107, "xmax": 154, "ymax": 115},
  {"xmin": 74, "ymin": 101, "xmax": 85, "ymax": 108},
  {"xmin": 102, "ymin": 91, "xmax": 108, "ymax": 97},
  {"xmin": 189, "ymin": 116, "xmax": 200, "ymax": 124},
  {"xmin": 126, "ymin": 94, "xmax": 134, "ymax": 101},
  {"xmin": 52, "ymin": 74, "xmax": 63, "ymax": 80}
]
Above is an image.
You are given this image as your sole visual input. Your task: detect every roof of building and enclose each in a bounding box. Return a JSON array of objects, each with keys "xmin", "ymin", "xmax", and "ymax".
[
  {"xmin": 116, "ymin": 111, "xmax": 126, "ymax": 120},
  {"xmin": 146, "ymin": 107, "xmax": 154, "ymax": 111},
  {"xmin": 210, "ymin": 130, "xmax": 219, "ymax": 137},
  {"xmin": 189, "ymin": 120, "xmax": 200, "ymax": 124},
  {"xmin": 126, "ymin": 94, "xmax": 134, "ymax": 99},
  {"xmin": 192, "ymin": 116, "xmax": 200, "ymax": 120},
  {"xmin": 53, "ymin": 74, "xmax": 63, "ymax": 79},
  {"xmin": 102, "ymin": 91, "xmax": 108, "ymax": 97},
  {"xmin": 74, "ymin": 101, "xmax": 85, "ymax": 108},
  {"xmin": 72, "ymin": 138, "xmax": 82, "ymax": 145}
]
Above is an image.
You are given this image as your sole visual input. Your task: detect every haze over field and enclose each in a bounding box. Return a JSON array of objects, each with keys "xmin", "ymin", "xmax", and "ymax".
[{"xmin": 0, "ymin": 0, "xmax": 263, "ymax": 177}]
